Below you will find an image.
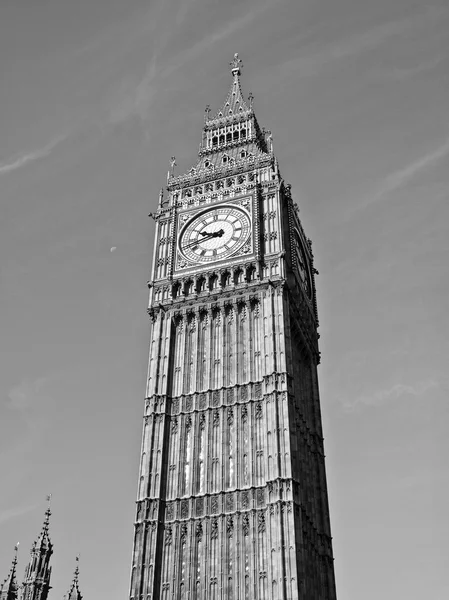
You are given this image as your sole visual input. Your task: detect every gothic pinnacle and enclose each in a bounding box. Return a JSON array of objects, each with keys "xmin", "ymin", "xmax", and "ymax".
[
  {"xmin": 65, "ymin": 556, "xmax": 82, "ymax": 600},
  {"xmin": 0, "ymin": 545, "xmax": 19, "ymax": 600},
  {"xmin": 230, "ymin": 52, "xmax": 243, "ymax": 77}
]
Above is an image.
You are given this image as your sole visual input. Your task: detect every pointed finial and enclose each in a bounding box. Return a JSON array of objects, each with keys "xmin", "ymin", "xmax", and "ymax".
[
  {"xmin": 248, "ymin": 92, "xmax": 254, "ymax": 109},
  {"xmin": 167, "ymin": 156, "xmax": 176, "ymax": 182},
  {"xmin": 74, "ymin": 555, "xmax": 80, "ymax": 580},
  {"xmin": 65, "ymin": 555, "xmax": 82, "ymax": 600},
  {"xmin": 204, "ymin": 105, "xmax": 211, "ymax": 122},
  {"xmin": 1, "ymin": 545, "xmax": 19, "ymax": 594},
  {"xmin": 230, "ymin": 53, "xmax": 243, "ymax": 77},
  {"xmin": 43, "ymin": 495, "xmax": 52, "ymax": 528},
  {"xmin": 158, "ymin": 188, "xmax": 164, "ymax": 208}
]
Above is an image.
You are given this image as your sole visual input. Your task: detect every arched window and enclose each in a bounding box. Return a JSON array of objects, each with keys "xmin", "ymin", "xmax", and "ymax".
[
  {"xmin": 212, "ymin": 136, "xmax": 218, "ymax": 147},
  {"xmin": 240, "ymin": 128, "xmax": 247, "ymax": 139},
  {"xmin": 222, "ymin": 155, "xmax": 228, "ymax": 164},
  {"xmin": 196, "ymin": 277, "xmax": 206, "ymax": 293},
  {"xmin": 234, "ymin": 268, "xmax": 244, "ymax": 285},
  {"xmin": 209, "ymin": 274, "xmax": 219, "ymax": 290},
  {"xmin": 226, "ymin": 132, "xmax": 232, "ymax": 142},
  {"xmin": 233, "ymin": 130, "xmax": 239, "ymax": 141},
  {"xmin": 221, "ymin": 271, "xmax": 231, "ymax": 288},
  {"xmin": 219, "ymin": 135, "xmax": 225, "ymax": 144}
]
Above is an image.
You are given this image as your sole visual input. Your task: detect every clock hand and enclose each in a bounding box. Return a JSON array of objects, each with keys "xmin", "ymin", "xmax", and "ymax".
[
  {"xmin": 183, "ymin": 229, "xmax": 225, "ymax": 250},
  {"xmin": 184, "ymin": 229, "xmax": 225, "ymax": 249},
  {"xmin": 183, "ymin": 233, "xmax": 215, "ymax": 249},
  {"xmin": 199, "ymin": 229, "xmax": 224, "ymax": 237}
]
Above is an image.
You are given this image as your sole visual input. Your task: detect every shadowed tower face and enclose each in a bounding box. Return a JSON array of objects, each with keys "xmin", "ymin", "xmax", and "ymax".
[{"xmin": 129, "ymin": 54, "xmax": 337, "ymax": 600}]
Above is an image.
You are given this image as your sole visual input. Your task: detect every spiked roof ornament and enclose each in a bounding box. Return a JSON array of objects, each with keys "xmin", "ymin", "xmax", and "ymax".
[
  {"xmin": 0, "ymin": 545, "xmax": 19, "ymax": 600},
  {"xmin": 65, "ymin": 556, "xmax": 82, "ymax": 600},
  {"xmin": 210, "ymin": 53, "xmax": 252, "ymax": 121},
  {"xmin": 230, "ymin": 52, "xmax": 243, "ymax": 76}
]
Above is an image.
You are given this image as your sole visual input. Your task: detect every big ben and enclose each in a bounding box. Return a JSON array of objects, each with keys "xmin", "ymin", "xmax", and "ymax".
[{"xmin": 129, "ymin": 54, "xmax": 337, "ymax": 600}]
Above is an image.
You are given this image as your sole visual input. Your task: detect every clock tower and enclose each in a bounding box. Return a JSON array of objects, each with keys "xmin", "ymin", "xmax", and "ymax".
[{"xmin": 129, "ymin": 54, "xmax": 337, "ymax": 600}]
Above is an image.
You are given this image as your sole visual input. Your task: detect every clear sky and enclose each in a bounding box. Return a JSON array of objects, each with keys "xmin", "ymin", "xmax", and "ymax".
[{"xmin": 0, "ymin": 0, "xmax": 448, "ymax": 598}]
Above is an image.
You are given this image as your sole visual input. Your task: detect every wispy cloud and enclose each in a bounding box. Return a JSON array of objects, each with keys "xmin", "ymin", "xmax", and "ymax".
[
  {"xmin": 343, "ymin": 378, "xmax": 439, "ymax": 411},
  {"xmin": 279, "ymin": 6, "xmax": 448, "ymax": 78},
  {"xmin": 109, "ymin": 0, "xmax": 281, "ymax": 124},
  {"xmin": 375, "ymin": 54, "xmax": 446, "ymax": 81},
  {"xmin": 0, "ymin": 504, "xmax": 36, "ymax": 527},
  {"xmin": 360, "ymin": 136, "xmax": 449, "ymax": 209},
  {"xmin": 0, "ymin": 135, "xmax": 67, "ymax": 176}
]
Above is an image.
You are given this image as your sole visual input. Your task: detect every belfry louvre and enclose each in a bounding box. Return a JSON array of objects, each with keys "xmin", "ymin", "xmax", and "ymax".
[{"xmin": 129, "ymin": 54, "xmax": 337, "ymax": 600}]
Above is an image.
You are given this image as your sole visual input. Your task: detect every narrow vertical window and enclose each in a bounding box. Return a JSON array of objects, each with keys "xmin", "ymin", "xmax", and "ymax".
[
  {"xmin": 184, "ymin": 419, "xmax": 192, "ymax": 495},
  {"xmin": 198, "ymin": 417, "xmax": 205, "ymax": 493}
]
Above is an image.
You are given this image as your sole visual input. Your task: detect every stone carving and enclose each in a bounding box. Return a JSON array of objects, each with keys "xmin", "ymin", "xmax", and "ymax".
[
  {"xmin": 196, "ymin": 522, "xmax": 203, "ymax": 540},
  {"xmin": 180, "ymin": 523, "xmax": 188, "ymax": 541},
  {"xmin": 199, "ymin": 393, "xmax": 207, "ymax": 409},
  {"xmin": 255, "ymin": 402, "xmax": 263, "ymax": 420},
  {"xmin": 256, "ymin": 489, "xmax": 265, "ymax": 506},
  {"xmin": 186, "ymin": 396, "xmax": 193, "ymax": 411},
  {"xmin": 211, "ymin": 496, "xmax": 219, "ymax": 514},
  {"xmin": 186, "ymin": 415, "xmax": 192, "ymax": 431},
  {"xmin": 241, "ymin": 405, "xmax": 248, "ymax": 422},
  {"xmin": 227, "ymin": 408, "xmax": 234, "ymax": 425},
  {"xmin": 226, "ymin": 494, "xmax": 234, "ymax": 512},
  {"xmin": 255, "ymin": 383, "xmax": 262, "ymax": 398},
  {"xmin": 241, "ymin": 491, "xmax": 250, "ymax": 509},
  {"xmin": 196, "ymin": 498, "xmax": 204, "ymax": 516},
  {"xmin": 199, "ymin": 413, "xmax": 206, "ymax": 430},
  {"xmin": 166, "ymin": 503, "xmax": 174, "ymax": 521},
  {"xmin": 171, "ymin": 418, "xmax": 178, "ymax": 433},
  {"xmin": 226, "ymin": 388, "xmax": 234, "ymax": 404},
  {"xmin": 227, "ymin": 516, "xmax": 234, "ymax": 537},
  {"xmin": 258, "ymin": 512, "xmax": 266, "ymax": 533},
  {"xmin": 241, "ymin": 386, "xmax": 247, "ymax": 401},
  {"xmin": 165, "ymin": 526, "xmax": 173, "ymax": 545},
  {"xmin": 212, "ymin": 391, "xmax": 220, "ymax": 406},
  {"xmin": 181, "ymin": 500, "xmax": 189, "ymax": 519},
  {"xmin": 211, "ymin": 519, "xmax": 218, "ymax": 539},
  {"xmin": 242, "ymin": 514, "xmax": 250, "ymax": 537},
  {"xmin": 213, "ymin": 411, "xmax": 220, "ymax": 427}
]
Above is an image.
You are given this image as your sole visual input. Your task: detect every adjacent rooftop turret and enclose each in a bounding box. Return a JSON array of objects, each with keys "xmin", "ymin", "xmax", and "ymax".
[
  {"xmin": 0, "ymin": 547, "xmax": 19, "ymax": 600},
  {"xmin": 64, "ymin": 557, "xmax": 82, "ymax": 600},
  {"xmin": 21, "ymin": 502, "xmax": 53, "ymax": 600}
]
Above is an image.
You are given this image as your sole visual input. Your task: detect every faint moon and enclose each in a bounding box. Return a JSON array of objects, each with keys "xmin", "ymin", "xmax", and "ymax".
[{"xmin": 110, "ymin": 247, "xmax": 117, "ymax": 252}]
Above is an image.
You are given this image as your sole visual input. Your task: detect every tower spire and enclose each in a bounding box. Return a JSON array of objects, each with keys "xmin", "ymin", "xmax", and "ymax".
[
  {"xmin": 22, "ymin": 500, "xmax": 53, "ymax": 600},
  {"xmin": 211, "ymin": 52, "xmax": 251, "ymax": 120},
  {"xmin": 166, "ymin": 53, "xmax": 271, "ymax": 183},
  {"xmin": 65, "ymin": 556, "xmax": 82, "ymax": 600},
  {"xmin": 0, "ymin": 546, "xmax": 19, "ymax": 600}
]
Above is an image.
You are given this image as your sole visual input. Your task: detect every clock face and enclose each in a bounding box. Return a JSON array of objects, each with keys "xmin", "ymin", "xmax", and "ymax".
[{"xmin": 179, "ymin": 205, "xmax": 251, "ymax": 264}]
